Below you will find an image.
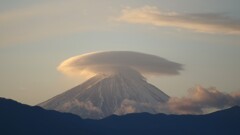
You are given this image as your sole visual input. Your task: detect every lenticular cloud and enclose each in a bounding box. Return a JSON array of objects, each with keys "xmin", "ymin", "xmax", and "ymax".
[{"xmin": 57, "ymin": 51, "xmax": 183, "ymax": 77}]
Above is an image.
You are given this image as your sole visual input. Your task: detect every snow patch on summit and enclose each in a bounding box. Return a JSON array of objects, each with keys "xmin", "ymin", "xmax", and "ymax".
[{"xmin": 39, "ymin": 69, "xmax": 170, "ymax": 119}]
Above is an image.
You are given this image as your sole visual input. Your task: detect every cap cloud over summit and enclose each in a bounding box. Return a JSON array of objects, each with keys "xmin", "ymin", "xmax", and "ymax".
[{"xmin": 57, "ymin": 51, "xmax": 183, "ymax": 77}]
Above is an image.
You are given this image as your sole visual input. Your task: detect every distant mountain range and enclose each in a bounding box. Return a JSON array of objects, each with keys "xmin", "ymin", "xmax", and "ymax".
[{"xmin": 1, "ymin": 97, "xmax": 240, "ymax": 135}]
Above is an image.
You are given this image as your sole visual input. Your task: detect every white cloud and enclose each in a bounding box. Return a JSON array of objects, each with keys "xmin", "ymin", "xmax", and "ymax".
[
  {"xmin": 117, "ymin": 6, "xmax": 240, "ymax": 34},
  {"xmin": 114, "ymin": 99, "xmax": 136, "ymax": 115},
  {"xmin": 61, "ymin": 99, "xmax": 102, "ymax": 113},
  {"xmin": 114, "ymin": 99, "xmax": 164, "ymax": 115},
  {"xmin": 74, "ymin": 100, "xmax": 102, "ymax": 113},
  {"xmin": 57, "ymin": 51, "xmax": 183, "ymax": 77}
]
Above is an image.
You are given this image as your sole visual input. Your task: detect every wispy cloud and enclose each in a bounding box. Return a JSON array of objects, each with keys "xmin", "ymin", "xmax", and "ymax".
[
  {"xmin": 117, "ymin": 6, "xmax": 240, "ymax": 34},
  {"xmin": 168, "ymin": 86, "xmax": 240, "ymax": 114}
]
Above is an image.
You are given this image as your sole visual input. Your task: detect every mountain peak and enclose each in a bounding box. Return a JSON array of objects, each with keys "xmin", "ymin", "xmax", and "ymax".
[{"xmin": 39, "ymin": 71, "xmax": 169, "ymax": 119}]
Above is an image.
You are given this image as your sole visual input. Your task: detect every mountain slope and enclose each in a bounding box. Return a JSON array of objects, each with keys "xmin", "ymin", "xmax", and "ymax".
[
  {"xmin": 98, "ymin": 106, "xmax": 240, "ymax": 135},
  {"xmin": 0, "ymin": 98, "xmax": 93, "ymax": 135},
  {"xmin": 1, "ymin": 97, "xmax": 240, "ymax": 135},
  {"xmin": 39, "ymin": 70, "xmax": 169, "ymax": 119}
]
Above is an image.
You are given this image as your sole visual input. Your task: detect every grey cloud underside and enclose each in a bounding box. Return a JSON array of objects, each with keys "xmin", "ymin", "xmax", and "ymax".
[{"xmin": 58, "ymin": 51, "xmax": 183, "ymax": 76}]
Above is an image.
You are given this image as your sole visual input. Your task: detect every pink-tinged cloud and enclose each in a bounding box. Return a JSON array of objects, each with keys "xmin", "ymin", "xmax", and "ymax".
[
  {"xmin": 117, "ymin": 6, "xmax": 240, "ymax": 34},
  {"xmin": 167, "ymin": 86, "xmax": 240, "ymax": 114}
]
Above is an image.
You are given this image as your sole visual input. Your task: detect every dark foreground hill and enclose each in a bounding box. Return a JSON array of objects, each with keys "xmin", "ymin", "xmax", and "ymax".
[
  {"xmin": 0, "ymin": 97, "xmax": 240, "ymax": 135},
  {"xmin": 0, "ymin": 97, "xmax": 93, "ymax": 135}
]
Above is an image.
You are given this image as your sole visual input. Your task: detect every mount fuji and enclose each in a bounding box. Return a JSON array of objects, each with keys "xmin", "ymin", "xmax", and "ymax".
[{"xmin": 39, "ymin": 68, "xmax": 169, "ymax": 119}]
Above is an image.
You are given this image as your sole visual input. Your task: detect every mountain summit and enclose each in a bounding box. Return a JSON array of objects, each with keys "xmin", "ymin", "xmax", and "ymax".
[{"xmin": 39, "ymin": 68, "xmax": 169, "ymax": 119}]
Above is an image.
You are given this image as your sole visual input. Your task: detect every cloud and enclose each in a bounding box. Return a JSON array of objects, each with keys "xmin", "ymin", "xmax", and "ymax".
[
  {"xmin": 61, "ymin": 99, "xmax": 101, "ymax": 113},
  {"xmin": 114, "ymin": 99, "xmax": 165, "ymax": 115},
  {"xmin": 167, "ymin": 86, "xmax": 240, "ymax": 114},
  {"xmin": 73, "ymin": 100, "xmax": 102, "ymax": 113},
  {"xmin": 57, "ymin": 51, "xmax": 183, "ymax": 77},
  {"xmin": 117, "ymin": 6, "xmax": 240, "ymax": 34},
  {"xmin": 114, "ymin": 99, "xmax": 136, "ymax": 115},
  {"xmin": 114, "ymin": 86, "xmax": 240, "ymax": 115}
]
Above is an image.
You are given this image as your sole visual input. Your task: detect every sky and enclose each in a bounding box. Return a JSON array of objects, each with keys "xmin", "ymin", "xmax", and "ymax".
[{"xmin": 0, "ymin": 0, "xmax": 240, "ymax": 106}]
